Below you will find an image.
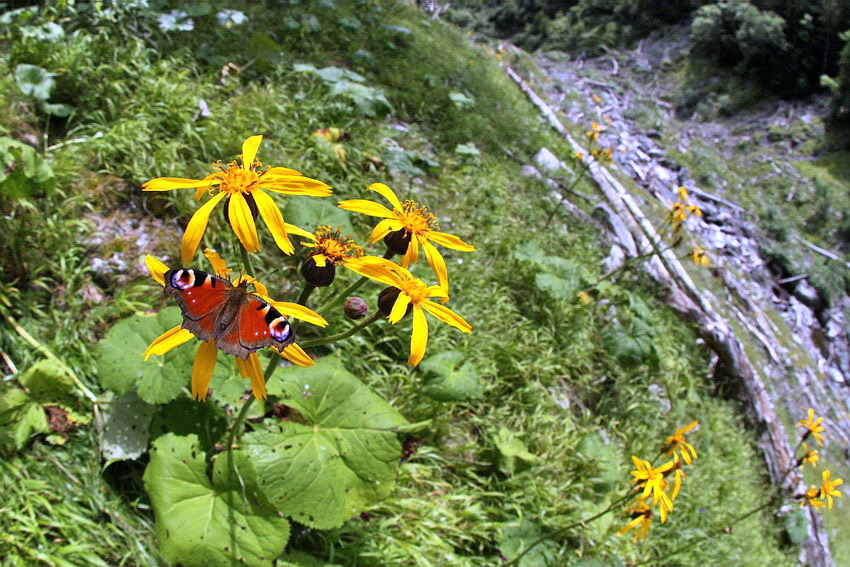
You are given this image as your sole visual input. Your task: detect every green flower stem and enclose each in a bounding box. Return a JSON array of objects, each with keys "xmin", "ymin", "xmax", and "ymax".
[
  {"xmin": 316, "ymin": 248, "xmax": 396, "ymax": 315},
  {"xmin": 648, "ymin": 500, "xmax": 775, "ymax": 566},
  {"xmin": 299, "ymin": 310, "xmax": 383, "ymax": 349},
  {"xmin": 504, "ymin": 491, "xmax": 634, "ymax": 567},
  {"xmin": 225, "ymin": 354, "xmax": 280, "ymax": 450},
  {"xmin": 580, "ymin": 243, "xmax": 678, "ymax": 294},
  {"xmin": 297, "ymin": 283, "xmax": 316, "ymax": 306},
  {"xmin": 544, "ymin": 164, "xmax": 589, "ymax": 230},
  {"xmin": 239, "ymin": 246, "xmax": 255, "ymax": 276}
]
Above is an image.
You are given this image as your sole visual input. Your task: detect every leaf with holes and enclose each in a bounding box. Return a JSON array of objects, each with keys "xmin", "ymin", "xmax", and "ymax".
[{"xmin": 242, "ymin": 356, "xmax": 409, "ymax": 529}]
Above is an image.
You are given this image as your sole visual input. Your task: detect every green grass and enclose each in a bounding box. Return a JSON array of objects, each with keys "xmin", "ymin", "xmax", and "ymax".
[{"xmin": 0, "ymin": 1, "xmax": 807, "ymax": 565}]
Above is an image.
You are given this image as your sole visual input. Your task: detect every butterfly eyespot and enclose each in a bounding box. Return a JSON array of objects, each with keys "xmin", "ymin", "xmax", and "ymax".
[
  {"xmin": 172, "ymin": 269, "xmax": 196, "ymax": 290},
  {"xmin": 269, "ymin": 318, "xmax": 291, "ymax": 342}
]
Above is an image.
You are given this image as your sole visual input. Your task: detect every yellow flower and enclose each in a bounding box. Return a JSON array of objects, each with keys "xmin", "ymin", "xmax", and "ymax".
[
  {"xmin": 591, "ymin": 93, "xmax": 602, "ymax": 104},
  {"xmin": 301, "ymin": 226, "xmax": 363, "ymax": 268},
  {"xmin": 586, "ymin": 121, "xmax": 604, "ymax": 142},
  {"xmin": 690, "ymin": 246, "xmax": 710, "ymax": 267},
  {"xmin": 797, "ymin": 408, "xmax": 826, "ymax": 446},
  {"xmin": 345, "ymin": 257, "xmax": 472, "ymax": 366},
  {"xmin": 800, "ymin": 485, "xmax": 825, "ymax": 508},
  {"xmin": 142, "ymin": 251, "xmax": 324, "ymax": 400},
  {"xmin": 799, "ymin": 443, "xmax": 819, "ymax": 468},
  {"xmin": 662, "ymin": 420, "xmax": 699, "ymax": 465},
  {"xmin": 617, "ymin": 499, "xmax": 653, "ymax": 541},
  {"xmin": 630, "ymin": 456, "xmax": 674, "ymax": 522},
  {"xmin": 142, "ymin": 135, "xmax": 331, "ymax": 264},
  {"xmin": 819, "ymin": 469, "xmax": 844, "ymax": 509},
  {"xmin": 338, "ymin": 183, "xmax": 474, "ymax": 293}
]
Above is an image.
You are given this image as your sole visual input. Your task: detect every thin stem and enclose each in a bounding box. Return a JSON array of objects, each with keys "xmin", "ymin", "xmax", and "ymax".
[
  {"xmin": 297, "ymin": 283, "xmax": 316, "ymax": 307},
  {"xmin": 225, "ymin": 354, "xmax": 279, "ymax": 449},
  {"xmin": 299, "ymin": 310, "xmax": 383, "ymax": 348},
  {"xmin": 504, "ymin": 491, "xmax": 633, "ymax": 567},
  {"xmin": 648, "ymin": 500, "xmax": 775, "ymax": 566},
  {"xmin": 580, "ymin": 243, "xmax": 678, "ymax": 294},
  {"xmin": 544, "ymin": 165, "xmax": 589, "ymax": 230},
  {"xmin": 239, "ymin": 246, "xmax": 254, "ymax": 276},
  {"xmin": 316, "ymin": 249, "xmax": 395, "ymax": 315}
]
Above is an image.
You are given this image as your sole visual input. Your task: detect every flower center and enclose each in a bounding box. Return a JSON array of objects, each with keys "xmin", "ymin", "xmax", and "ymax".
[
  {"xmin": 313, "ymin": 226, "xmax": 362, "ymax": 265},
  {"xmin": 394, "ymin": 200, "xmax": 439, "ymax": 235},
  {"xmin": 399, "ymin": 278, "xmax": 430, "ymax": 304},
  {"xmin": 215, "ymin": 160, "xmax": 259, "ymax": 194}
]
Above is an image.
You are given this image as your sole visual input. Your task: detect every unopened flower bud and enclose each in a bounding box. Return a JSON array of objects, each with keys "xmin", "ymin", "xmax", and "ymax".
[
  {"xmin": 344, "ymin": 296, "xmax": 369, "ymax": 320},
  {"xmin": 378, "ymin": 286, "xmax": 409, "ymax": 318},
  {"xmin": 300, "ymin": 257, "xmax": 336, "ymax": 287},
  {"xmin": 383, "ymin": 229, "xmax": 411, "ymax": 256}
]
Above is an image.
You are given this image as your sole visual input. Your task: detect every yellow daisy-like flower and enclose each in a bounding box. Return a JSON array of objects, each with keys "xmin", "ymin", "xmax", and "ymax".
[
  {"xmin": 142, "ymin": 251, "xmax": 324, "ymax": 400},
  {"xmin": 819, "ymin": 469, "xmax": 844, "ymax": 509},
  {"xmin": 800, "ymin": 485, "xmax": 825, "ymax": 508},
  {"xmin": 142, "ymin": 135, "xmax": 331, "ymax": 264},
  {"xmin": 797, "ymin": 408, "xmax": 826, "ymax": 446},
  {"xmin": 345, "ymin": 256, "xmax": 472, "ymax": 366},
  {"xmin": 690, "ymin": 246, "xmax": 710, "ymax": 267},
  {"xmin": 662, "ymin": 420, "xmax": 699, "ymax": 465},
  {"xmin": 630, "ymin": 456, "xmax": 675, "ymax": 522},
  {"xmin": 586, "ymin": 121, "xmax": 604, "ymax": 142},
  {"xmin": 302, "ymin": 226, "xmax": 363, "ymax": 268},
  {"xmin": 798, "ymin": 443, "xmax": 819, "ymax": 468},
  {"xmin": 338, "ymin": 183, "xmax": 474, "ymax": 293},
  {"xmin": 617, "ymin": 499, "xmax": 653, "ymax": 541}
]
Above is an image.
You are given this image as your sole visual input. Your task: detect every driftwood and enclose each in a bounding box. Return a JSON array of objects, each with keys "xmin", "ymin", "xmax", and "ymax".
[
  {"xmin": 796, "ymin": 236, "xmax": 850, "ymax": 270},
  {"xmin": 506, "ymin": 66, "xmax": 833, "ymax": 566}
]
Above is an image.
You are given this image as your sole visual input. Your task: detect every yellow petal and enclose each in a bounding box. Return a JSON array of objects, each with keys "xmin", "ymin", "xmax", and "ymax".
[
  {"xmin": 269, "ymin": 301, "xmax": 328, "ymax": 327},
  {"xmin": 400, "ymin": 233, "xmax": 419, "ymax": 267},
  {"xmin": 368, "ymin": 218, "xmax": 403, "ymax": 243},
  {"xmin": 252, "ymin": 280, "xmax": 269, "ymax": 296},
  {"xmin": 203, "ymin": 248, "xmax": 229, "ymax": 278},
  {"xmin": 236, "ymin": 353, "xmax": 266, "ymax": 399},
  {"xmin": 426, "ymin": 285, "xmax": 449, "ymax": 299},
  {"xmin": 278, "ymin": 343, "xmax": 314, "ymax": 367},
  {"xmin": 145, "ymin": 254, "xmax": 168, "ymax": 286},
  {"xmin": 420, "ymin": 300, "xmax": 472, "ymax": 333},
  {"xmin": 429, "ymin": 231, "xmax": 475, "ymax": 252},
  {"xmin": 142, "ymin": 177, "xmax": 213, "ymax": 191},
  {"xmin": 388, "ymin": 293, "xmax": 412, "ymax": 324},
  {"xmin": 313, "ymin": 253, "xmax": 327, "ymax": 267},
  {"xmin": 421, "ymin": 238, "xmax": 448, "ymax": 292},
  {"xmin": 242, "ymin": 135, "xmax": 263, "ymax": 169},
  {"xmin": 258, "ymin": 176, "xmax": 332, "ymax": 196},
  {"xmin": 228, "ymin": 193, "xmax": 260, "ymax": 253},
  {"xmin": 264, "ymin": 166, "xmax": 302, "ymax": 176},
  {"xmin": 366, "ymin": 182, "xmax": 403, "ymax": 210},
  {"xmin": 182, "ymin": 191, "xmax": 227, "ymax": 264},
  {"xmin": 253, "ymin": 189, "xmax": 294, "ymax": 255},
  {"xmin": 344, "ymin": 257, "xmax": 406, "ymax": 287},
  {"xmin": 284, "ymin": 222, "xmax": 314, "ymax": 239},
  {"xmin": 408, "ymin": 306, "xmax": 428, "ymax": 367},
  {"xmin": 143, "ymin": 326, "xmax": 194, "ymax": 359},
  {"xmin": 338, "ymin": 199, "xmax": 395, "ymax": 218},
  {"xmin": 191, "ymin": 340, "xmax": 218, "ymax": 401}
]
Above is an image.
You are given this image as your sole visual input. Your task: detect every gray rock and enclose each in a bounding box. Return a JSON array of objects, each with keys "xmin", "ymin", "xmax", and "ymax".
[{"xmin": 534, "ymin": 147, "xmax": 569, "ymax": 173}]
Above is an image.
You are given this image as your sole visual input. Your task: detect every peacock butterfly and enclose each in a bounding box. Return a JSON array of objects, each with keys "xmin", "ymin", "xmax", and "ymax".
[{"xmin": 163, "ymin": 268, "xmax": 295, "ymax": 359}]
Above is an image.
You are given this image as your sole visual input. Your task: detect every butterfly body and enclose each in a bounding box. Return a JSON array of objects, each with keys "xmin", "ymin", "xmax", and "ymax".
[{"xmin": 164, "ymin": 268, "xmax": 295, "ymax": 359}]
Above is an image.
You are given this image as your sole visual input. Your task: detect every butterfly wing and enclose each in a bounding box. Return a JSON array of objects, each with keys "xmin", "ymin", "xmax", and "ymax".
[
  {"xmin": 227, "ymin": 294, "xmax": 295, "ymax": 356},
  {"xmin": 163, "ymin": 268, "xmax": 232, "ymax": 343}
]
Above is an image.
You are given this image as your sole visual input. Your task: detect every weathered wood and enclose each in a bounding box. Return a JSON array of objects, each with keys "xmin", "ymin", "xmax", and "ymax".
[{"xmin": 506, "ymin": 65, "xmax": 833, "ymax": 567}]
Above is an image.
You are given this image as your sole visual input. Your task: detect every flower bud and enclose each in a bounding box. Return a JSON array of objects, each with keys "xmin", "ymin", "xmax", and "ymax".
[
  {"xmin": 344, "ymin": 296, "xmax": 369, "ymax": 320},
  {"xmin": 300, "ymin": 256, "xmax": 336, "ymax": 287},
  {"xmin": 383, "ymin": 229, "xmax": 411, "ymax": 256},
  {"xmin": 378, "ymin": 286, "xmax": 404, "ymax": 318}
]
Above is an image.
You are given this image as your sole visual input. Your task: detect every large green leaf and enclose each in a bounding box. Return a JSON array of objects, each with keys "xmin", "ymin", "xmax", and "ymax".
[
  {"xmin": 497, "ymin": 519, "xmax": 559, "ymax": 567},
  {"xmin": 14, "ymin": 63, "xmax": 55, "ymax": 101},
  {"xmin": 99, "ymin": 391, "xmax": 156, "ymax": 462},
  {"xmin": 0, "ymin": 137, "xmax": 55, "ymax": 198},
  {"xmin": 95, "ymin": 307, "xmax": 194, "ymax": 404},
  {"xmin": 419, "ymin": 351, "xmax": 483, "ymax": 402},
  {"xmin": 284, "ymin": 196, "xmax": 354, "ymax": 236},
  {"xmin": 494, "ymin": 427, "xmax": 539, "ymax": 475},
  {"xmin": 0, "ymin": 358, "xmax": 89, "ymax": 451},
  {"xmin": 144, "ymin": 434, "xmax": 290, "ymax": 567},
  {"xmin": 243, "ymin": 357, "xmax": 409, "ymax": 529}
]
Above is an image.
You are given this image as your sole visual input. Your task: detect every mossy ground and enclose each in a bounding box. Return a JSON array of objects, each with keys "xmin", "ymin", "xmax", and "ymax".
[{"xmin": 0, "ymin": 2, "xmax": 805, "ymax": 565}]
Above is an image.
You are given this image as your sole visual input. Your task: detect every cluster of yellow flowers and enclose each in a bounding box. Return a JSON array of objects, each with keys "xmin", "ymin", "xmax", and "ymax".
[
  {"xmin": 580, "ymin": 120, "xmax": 616, "ymax": 164},
  {"xmin": 140, "ymin": 135, "xmax": 475, "ymax": 399},
  {"xmin": 796, "ymin": 408, "xmax": 843, "ymax": 509},
  {"xmin": 618, "ymin": 421, "xmax": 699, "ymax": 541}
]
